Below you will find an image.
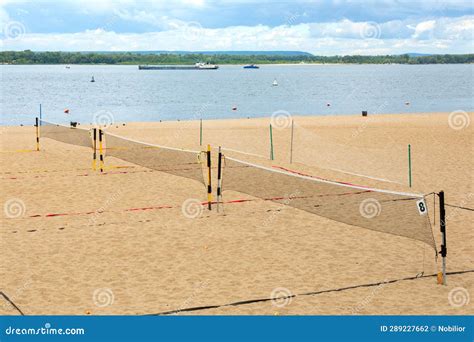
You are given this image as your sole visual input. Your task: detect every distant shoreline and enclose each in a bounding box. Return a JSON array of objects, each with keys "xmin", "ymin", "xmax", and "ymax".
[
  {"xmin": 1, "ymin": 51, "xmax": 473, "ymax": 65},
  {"xmin": 1, "ymin": 62, "xmax": 473, "ymax": 66}
]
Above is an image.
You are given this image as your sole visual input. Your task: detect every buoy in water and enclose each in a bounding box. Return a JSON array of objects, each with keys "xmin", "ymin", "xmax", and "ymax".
[
  {"xmin": 326, "ymin": 103, "xmax": 331, "ymax": 107},
  {"xmin": 232, "ymin": 106, "xmax": 237, "ymax": 111},
  {"xmin": 64, "ymin": 109, "xmax": 70, "ymax": 114},
  {"xmin": 405, "ymin": 101, "xmax": 410, "ymax": 105},
  {"xmin": 90, "ymin": 76, "xmax": 95, "ymax": 82},
  {"xmin": 272, "ymin": 78, "xmax": 278, "ymax": 86}
]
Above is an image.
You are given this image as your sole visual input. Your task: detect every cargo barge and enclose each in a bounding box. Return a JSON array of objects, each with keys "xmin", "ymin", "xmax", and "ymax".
[{"xmin": 139, "ymin": 62, "xmax": 218, "ymax": 70}]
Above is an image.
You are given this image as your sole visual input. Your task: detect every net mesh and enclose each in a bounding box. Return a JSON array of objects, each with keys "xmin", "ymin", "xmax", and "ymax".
[
  {"xmin": 207, "ymin": 120, "xmax": 270, "ymax": 159},
  {"xmin": 39, "ymin": 120, "xmax": 93, "ymax": 149},
  {"xmin": 103, "ymin": 132, "xmax": 205, "ymax": 184},
  {"xmin": 222, "ymin": 156, "xmax": 436, "ymax": 250},
  {"xmin": 291, "ymin": 123, "xmax": 407, "ymax": 184}
]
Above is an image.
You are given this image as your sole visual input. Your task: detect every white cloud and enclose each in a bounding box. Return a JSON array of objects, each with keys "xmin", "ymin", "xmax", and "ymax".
[
  {"xmin": 411, "ymin": 20, "xmax": 436, "ymax": 39},
  {"xmin": 1, "ymin": 16, "xmax": 473, "ymax": 55}
]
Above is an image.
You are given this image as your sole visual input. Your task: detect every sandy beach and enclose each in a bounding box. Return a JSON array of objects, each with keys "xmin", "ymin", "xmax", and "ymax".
[{"xmin": 0, "ymin": 112, "xmax": 472, "ymax": 315}]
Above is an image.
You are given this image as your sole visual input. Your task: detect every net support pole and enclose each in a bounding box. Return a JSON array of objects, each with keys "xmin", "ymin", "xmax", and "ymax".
[
  {"xmin": 290, "ymin": 119, "xmax": 294, "ymax": 164},
  {"xmin": 200, "ymin": 118, "xmax": 203, "ymax": 146},
  {"xmin": 439, "ymin": 190, "xmax": 447, "ymax": 285},
  {"xmin": 217, "ymin": 146, "xmax": 223, "ymax": 213},
  {"xmin": 35, "ymin": 117, "xmax": 40, "ymax": 151},
  {"xmin": 207, "ymin": 144, "xmax": 212, "ymax": 210},
  {"xmin": 408, "ymin": 144, "xmax": 412, "ymax": 187},
  {"xmin": 269, "ymin": 123, "xmax": 274, "ymax": 161},
  {"xmin": 99, "ymin": 129, "xmax": 104, "ymax": 173},
  {"xmin": 92, "ymin": 128, "xmax": 97, "ymax": 171}
]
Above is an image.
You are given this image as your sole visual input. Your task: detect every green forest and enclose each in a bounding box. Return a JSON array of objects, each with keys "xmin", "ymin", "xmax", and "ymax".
[{"xmin": 1, "ymin": 50, "xmax": 473, "ymax": 65}]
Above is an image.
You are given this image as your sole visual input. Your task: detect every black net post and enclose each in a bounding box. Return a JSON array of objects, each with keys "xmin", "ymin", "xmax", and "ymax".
[
  {"xmin": 99, "ymin": 129, "xmax": 104, "ymax": 173},
  {"xmin": 35, "ymin": 117, "xmax": 40, "ymax": 151},
  {"xmin": 217, "ymin": 146, "xmax": 223, "ymax": 212},
  {"xmin": 92, "ymin": 128, "xmax": 97, "ymax": 171},
  {"xmin": 207, "ymin": 144, "xmax": 212, "ymax": 210},
  {"xmin": 439, "ymin": 190, "xmax": 447, "ymax": 285}
]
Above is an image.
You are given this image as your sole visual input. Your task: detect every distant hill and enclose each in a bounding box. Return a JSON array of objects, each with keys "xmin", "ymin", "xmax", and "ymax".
[{"xmin": 404, "ymin": 53, "xmax": 434, "ymax": 57}]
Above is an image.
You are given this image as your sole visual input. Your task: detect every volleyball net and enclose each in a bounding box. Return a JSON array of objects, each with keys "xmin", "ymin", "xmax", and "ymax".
[
  {"xmin": 39, "ymin": 120, "xmax": 93, "ymax": 149},
  {"xmin": 103, "ymin": 132, "xmax": 205, "ymax": 185},
  {"xmin": 290, "ymin": 123, "xmax": 407, "ymax": 184},
  {"xmin": 221, "ymin": 156, "xmax": 436, "ymax": 250},
  {"xmin": 34, "ymin": 116, "xmax": 448, "ymax": 279},
  {"xmin": 207, "ymin": 119, "xmax": 408, "ymax": 184}
]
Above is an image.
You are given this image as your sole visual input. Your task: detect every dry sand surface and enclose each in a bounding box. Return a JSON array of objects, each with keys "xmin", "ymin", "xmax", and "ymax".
[{"xmin": 0, "ymin": 112, "xmax": 472, "ymax": 315}]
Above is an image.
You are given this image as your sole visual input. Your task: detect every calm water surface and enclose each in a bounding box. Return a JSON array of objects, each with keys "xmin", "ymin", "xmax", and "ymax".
[{"xmin": 1, "ymin": 64, "xmax": 473, "ymax": 125}]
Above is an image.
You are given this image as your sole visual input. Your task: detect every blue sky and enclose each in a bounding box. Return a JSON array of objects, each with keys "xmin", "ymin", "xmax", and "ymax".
[{"xmin": 1, "ymin": 0, "xmax": 473, "ymax": 54}]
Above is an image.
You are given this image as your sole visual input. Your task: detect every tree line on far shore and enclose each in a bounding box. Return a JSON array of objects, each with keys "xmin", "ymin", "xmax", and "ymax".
[{"xmin": 1, "ymin": 50, "xmax": 473, "ymax": 65}]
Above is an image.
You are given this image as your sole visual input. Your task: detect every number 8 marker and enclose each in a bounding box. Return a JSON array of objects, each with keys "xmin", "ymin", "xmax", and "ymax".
[{"xmin": 416, "ymin": 199, "xmax": 427, "ymax": 215}]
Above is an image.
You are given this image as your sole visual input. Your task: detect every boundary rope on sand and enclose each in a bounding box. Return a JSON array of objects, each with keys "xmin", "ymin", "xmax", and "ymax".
[
  {"xmin": 148, "ymin": 269, "xmax": 474, "ymax": 316},
  {"xmin": 0, "ymin": 291, "xmax": 25, "ymax": 315},
  {"xmin": 4, "ymin": 270, "xmax": 472, "ymax": 316}
]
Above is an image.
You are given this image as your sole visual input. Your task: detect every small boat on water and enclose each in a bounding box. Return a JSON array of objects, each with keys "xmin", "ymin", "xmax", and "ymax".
[
  {"xmin": 272, "ymin": 78, "xmax": 278, "ymax": 86},
  {"xmin": 243, "ymin": 64, "xmax": 259, "ymax": 69},
  {"xmin": 90, "ymin": 76, "xmax": 95, "ymax": 82}
]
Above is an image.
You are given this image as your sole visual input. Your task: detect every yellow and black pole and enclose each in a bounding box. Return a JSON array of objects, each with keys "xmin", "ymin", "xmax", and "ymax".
[
  {"xmin": 35, "ymin": 117, "xmax": 40, "ymax": 151},
  {"xmin": 92, "ymin": 128, "xmax": 97, "ymax": 171},
  {"xmin": 207, "ymin": 144, "xmax": 212, "ymax": 210},
  {"xmin": 99, "ymin": 129, "xmax": 104, "ymax": 173}
]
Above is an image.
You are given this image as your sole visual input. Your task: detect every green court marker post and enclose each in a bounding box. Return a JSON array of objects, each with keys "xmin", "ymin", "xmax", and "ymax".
[
  {"xmin": 408, "ymin": 144, "xmax": 412, "ymax": 187},
  {"xmin": 269, "ymin": 123, "xmax": 274, "ymax": 161},
  {"xmin": 200, "ymin": 118, "xmax": 203, "ymax": 146}
]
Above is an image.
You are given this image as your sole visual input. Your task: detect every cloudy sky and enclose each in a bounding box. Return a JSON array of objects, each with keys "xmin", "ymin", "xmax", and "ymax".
[{"xmin": 1, "ymin": 0, "xmax": 473, "ymax": 55}]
